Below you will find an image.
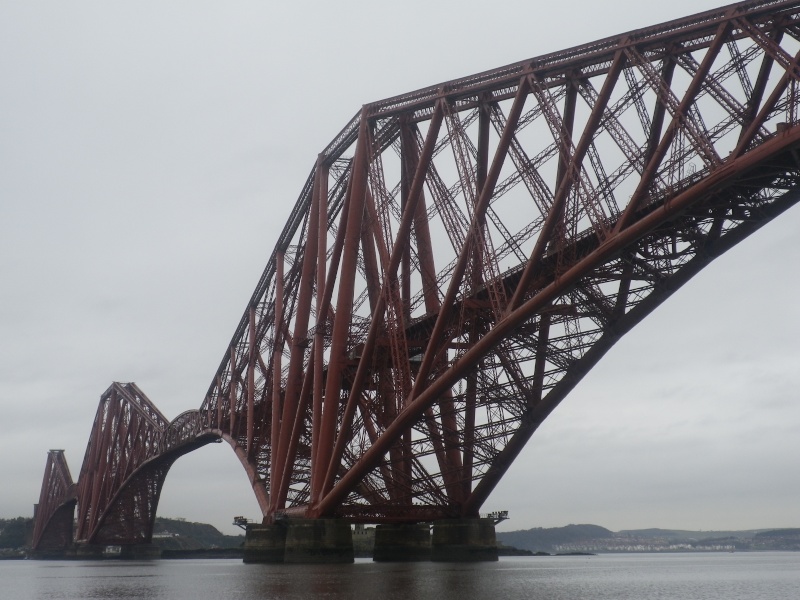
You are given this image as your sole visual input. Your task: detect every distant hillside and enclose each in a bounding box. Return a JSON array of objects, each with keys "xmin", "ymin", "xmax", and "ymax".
[
  {"xmin": 152, "ymin": 517, "xmax": 244, "ymax": 550},
  {"xmin": 618, "ymin": 528, "xmax": 765, "ymax": 540},
  {"xmin": 0, "ymin": 518, "xmax": 33, "ymax": 549},
  {"xmin": 751, "ymin": 529, "xmax": 800, "ymax": 550},
  {"xmin": 498, "ymin": 524, "xmax": 800, "ymax": 553},
  {"xmin": 754, "ymin": 528, "xmax": 800, "ymax": 538},
  {"xmin": 497, "ymin": 524, "xmax": 614, "ymax": 553}
]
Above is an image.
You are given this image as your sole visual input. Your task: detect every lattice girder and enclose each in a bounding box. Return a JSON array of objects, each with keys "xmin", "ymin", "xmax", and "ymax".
[
  {"xmin": 193, "ymin": 1, "xmax": 800, "ymax": 523},
  {"xmin": 74, "ymin": 382, "xmax": 171, "ymax": 543},
  {"xmin": 31, "ymin": 450, "xmax": 77, "ymax": 551}
]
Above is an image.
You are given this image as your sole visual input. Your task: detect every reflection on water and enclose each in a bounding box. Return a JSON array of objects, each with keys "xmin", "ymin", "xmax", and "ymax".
[{"xmin": 2, "ymin": 553, "xmax": 799, "ymax": 600}]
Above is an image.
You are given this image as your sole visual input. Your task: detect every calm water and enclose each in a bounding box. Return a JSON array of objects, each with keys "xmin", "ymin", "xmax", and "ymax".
[{"xmin": 2, "ymin": 553, "xmax": 798, "ymax": 600}]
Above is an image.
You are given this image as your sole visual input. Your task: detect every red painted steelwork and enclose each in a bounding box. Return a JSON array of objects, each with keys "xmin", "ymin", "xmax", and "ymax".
[
  {"xmin": 70, "ymin": 384, "xmax": 221, "ymax": 545},
  {"xmin": 203, "ymin": 0, "xmax": 800, "ymax": 522},
  {"xmin": 34, "ymin": 0, "xmax": 800, "ymax": 540},
  {"xmin": 32, "ymin": 450, "xmax": 77, "ymax": 552}
]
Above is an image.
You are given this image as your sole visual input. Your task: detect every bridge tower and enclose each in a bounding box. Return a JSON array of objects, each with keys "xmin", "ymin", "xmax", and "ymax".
[{"xmin": 31, "ymin": 450, "xmax": 77, "ymax": 558}]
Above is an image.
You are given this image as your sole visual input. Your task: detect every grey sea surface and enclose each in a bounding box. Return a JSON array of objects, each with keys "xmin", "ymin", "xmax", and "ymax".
[{"xmin": 2, "ymin": 552, "xmax": 798, "ymax": 600}]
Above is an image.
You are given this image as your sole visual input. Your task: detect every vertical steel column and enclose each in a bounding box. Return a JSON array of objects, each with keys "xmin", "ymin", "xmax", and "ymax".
[
  {"xmin": 311, "ymin": 157, "xmax": 329, "ymax": 503},
  {"xmin": 314, "ymin": 115, "xmax": 370, "ymax": 505},
  {"xmin": 216, "ymin": 375, "xmax": 223, "ymax": 429},
  {"xmin": 270, "ymin": 164, "xmax": 322, "ymax": 511},
  {"xmin": 247, "ymin": 306, "xmax": 256, "ymax": 456},
  {"xmin": 310, "ymin": 154, "xmax": 354, "ymax": 496},
  {"xmin": 274, "ymin": 159, "xmax": 328, "ymax": 510},
  {"xmin": 462, "ymin": 102, "xmax": 492, "ymax": 500},
  {"xmin": 320, "ymin": 105, "xmax": 445, "ymax": 502},
  {"xmin": 400, "ymin": 118, "xmax": 412, "ymax": 324},
  {"xmin": 269, "ymin": 252, "xmax": 284, "ymax": 499},
  {"xmin": 404, "ymin": 123, "xmax": 440, "ymax": 313},
  {"xmin": 412, "ymin": 80, "xmax": 529, "ymax": 395},
  {"xmin": 229, "ymin": 347, "xmax": 237, "ymax": 433}
]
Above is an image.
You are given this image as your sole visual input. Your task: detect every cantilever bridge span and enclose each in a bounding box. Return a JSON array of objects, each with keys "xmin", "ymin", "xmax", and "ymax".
[{"xmin": 33, "ymin": 0, "xmax": 800, "ymax": 555}]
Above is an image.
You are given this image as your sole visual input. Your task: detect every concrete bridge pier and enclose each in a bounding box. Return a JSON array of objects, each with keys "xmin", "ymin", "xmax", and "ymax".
[
  {"xmin": 243, "ymin": 523, "xmax": 288, "ymax": 563},
  {"xmin": 431, "ymin": 518, "xmax": 498, "ymax": 562},
  {"xmin": 245, "ymin": 518, "xmax": 497, "ymax": 562},
  {"xmin": 243, "ymin": 519, "xmax": 354, "ymax": 563},
  {"xmin": 373, "ymin": 523, "xmax": 431, "ymax": 562},
  {"xmin": 284, "ymin": 519, "xmax": 354, "ymax": 563}
]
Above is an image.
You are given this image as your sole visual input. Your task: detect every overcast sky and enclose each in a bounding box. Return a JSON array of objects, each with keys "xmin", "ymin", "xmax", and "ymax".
[{"xmin": 2, "ymin": 1, "xmax": 799, "ymax": 537}]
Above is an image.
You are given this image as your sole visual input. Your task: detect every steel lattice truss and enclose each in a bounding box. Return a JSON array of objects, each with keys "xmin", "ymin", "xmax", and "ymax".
[
  {"xmin": 31, "ymin": 450, "xmax": 77, "ymax": 551},
  {"xmin": 202, "ymin": 0, "xmax": 800, "ymax": 523},
  {"xmin": 73, "ymin": 383, "xmax": 172, "ymax": 544},
  {"xmin": 32, "ymin": 0, "xmax": 800, "ymax": 539},
  {"xmin": 32, "ymin": 387, "xmax": 223, "ymax": 546}
]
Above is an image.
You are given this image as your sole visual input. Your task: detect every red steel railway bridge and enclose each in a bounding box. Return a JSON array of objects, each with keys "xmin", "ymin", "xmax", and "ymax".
[{"xmin": 32, "ymin": 0, "xmax": 800, "ymax": 562}]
